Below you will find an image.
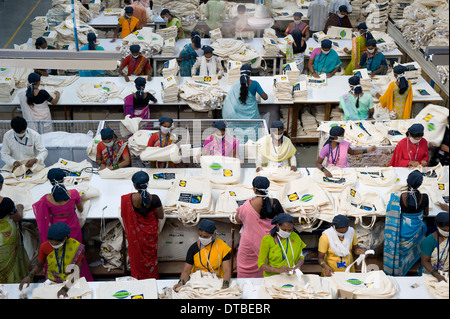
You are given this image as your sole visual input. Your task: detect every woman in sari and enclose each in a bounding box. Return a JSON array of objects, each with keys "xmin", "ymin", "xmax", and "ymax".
[
  {"xmin": 96, "ymin": 128, "xmax": 131, "ymax": 171},
  {"xmin": 256, "ymin": 121, "xmax": 297, "ymax": 172},
  {"xmin": 79, "ymin": 33, "xmax": 105, "ymax": 77},
  {"xmin": 389, "ymin": 123, "xmax": 429, "ymax": 168},
  {"xmin": 123, "ymin": 77, "xmax": 157, "ymax": 128},
  {"xmin": 147, "ymin": 116, "xmax": 177, "ymax": 168},
  {"xmin": 377, "ymin": 65, "xmax": 413, "ymax": 119},
  {"xmin": 119, "ymin": 44, "xmax": 152, "ymax": 82},
  {"xmin": 283, "ymin": 29, "xmax": 307, "ymax": 73},
  {"xmin": 344, "ymin": 22, "xmax": 373, "ymax": 75},
  {"xmin": 20, "ymin": 73, "xmax": 59, "ymax": 133},
  {"xmin": 318, "ymin": 215, "xmax": 366, "ymax": 276},
  {"xmin": 173, "ymin": 219, "xmax": 232, "ymax": 290},
  {"xmin": 339, "ymin": 75, "xmax": 374, "ymax": 121},
  {"xmin": 0, "ymin": 193, "xmax": 30, "ymax": 283},
  {"xmin": 121, "ymin": 171, "xmax": 164, "ymax": 279},
  {"xmin": 180, "ymin": 31, "xmax": 202, "ymax": 76},
  {"xmin": 420, "ymin": 212, "xmax": 448, "ymax": 281},
  {"xmin": 258, "ymin": 213, "xmax": 306, "ymax": 277},
  {"xmin": 19, "ymin": 223, "xmax": 85, "ymax": 298},
  {"xmin": 384, "ymin": 170, "xmax": 429, "ymax": 276},
  {"xmin": 161, "ymin": 9, "xmax": 184, "ymax": 39},
  {"xmin": 32, "ymin": 168, "xmax": 93, "ymax": 281},
  {"xmin": 285, "ymin": 12, "xmax": 310, "ymax": 40},
  {"xmin": 308, "ymin": 39, "xmax": 342, "ymax": 78},
  {"xmin": 202, "ymin": 120, "xmax": 239, "ymax": 158},
  {"xmin": 358, "ymin": 39, "xmax": 387, "ymax": 76},
  {"xmin": 234, "ymin": 176, "xmax": 284, "ymax": 278}
]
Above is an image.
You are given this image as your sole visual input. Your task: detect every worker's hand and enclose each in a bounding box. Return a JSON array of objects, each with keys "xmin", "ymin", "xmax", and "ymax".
[
  {"xmin": 124, "ymin": 75, "xmax": 130, "ymax": 82},
  {"xmin": 110, "ymin": 38, "xmax": 116, "ymax": 43},
  {"xmin": 323, "ymin": 168, "xmax": 333, "ymax": 178},
  {"xmin": 312, "ymin": 72, "xmax": 320, "ymax": 79},
  {"xmin": 275, "ymin": 266, "xmax": 292, "ymax": 273},
  {"xmin": 55, "ymin": 91, "xmax": 60, "ymax": 96},
  {"xmin": 438, "ymin": 203, "xmax": 449, "ymax": 212},
  {"xmin": 421, "ymin": 160, "xmax": 428, "ymax": 167},
  {"xmin": 218, "ymin": 75, "xmax": 222, "ymax": 80},
  {"xmin": 98, "ymin": 164, "xmax": 106, "ymax": 171},
  {"xmin": 343, "ymin": 47, "xmax": 351, "ymax": 55},
  {"xmin": 16, "ymin": 204, "xmax": 24, "ymax": 212},
  {"xmin": 408, "ymin": 161, "xmax": 420, "ymax": 168},
  {"xmin": 256, "ymin": 167, "xmax": 262, "ymax": 173},
  {"xmin": 326, "ymin": 73, "xmax": 333, "ymax": 78},
  {"xmin": 323, "ymin": 264, "xmax": 334, "ymax": 277},
  {"xmin": 290, "ymin": 165, "xmax": 297, "ymax": 172},
  {"xmin": 25, "ymin": 158, "xmax": 37, "ymax": 168},
  {"xmin": 57, "ymin": 287, "xmax": 69, "ymax": 299},
  {"xmin": 19, "ymin": 276, "xmax": 31, "ymax": 291},
  {"xmin": 173, "ymin": 282, "xmax": 182, "ymax": 292},
  {"xmin": 13, "ymin": 161, "xmax": 21, "ymax": 168},
  {"xmin": 375, "ymin": 92, "xmax": 381, "ymax": 99},
  {"xmin": 436, "ymin": 273, "xmax": 448, "ymax": 283},
  {"xmin": 147, "ymin": 76, "xmax": 152, "ymax": 81}
]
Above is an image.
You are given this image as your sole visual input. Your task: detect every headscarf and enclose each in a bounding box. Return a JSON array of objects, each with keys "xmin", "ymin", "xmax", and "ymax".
[
  {"xmin": 348, "ymin": 75, "xmax": 362, "ymax": 108},
  {"xmin": 393, "ymin": 65, "xmax": 409, "ymax": 94},
  {"xmin": 366, "ymin": 39, "xmax": 377, "ymax": 48},
  {"xmin": 134, "ymin": 77, "xmax": 146, "ymax": 100},
  {"xmin": 436, "ymin": 212, "xmax": 449, "ymax": 227},
  {"xmin": 130, "ymin": 44, "xmax": 140, "ymax": 54},
  {"xmin": 132, "ymin": 171, "xmax": 150, "ymax": 206},
  {"xmin": 321, "ymin": 39, "xmax": 332, "ymax": 49},
  {"xmin": 191, "ymin": 31, "xmax": 201, "ymax": 49},
  {"xmin": 407, "ymin": 123, "xmax": 424, "ymax": 136},
  {"xmin": 158, "ymin": 115, "xmax": 173, "ymax": 125},
  {"xmin": 270, "ymin": 213, "xmax": 293, "ymax": 236},
  {"xmin": 240, "ymin": 64, "xmax": 252, "ymax": 87},
  {"xmin": 47, "ymin": 222, "xmax": 71, "ymax": 241},
  {"xmin": 202, "ymin": 45, "xmax": 214, "ymax": 54},
  {"xmin": 357, "ymin": 22, "xmax": 373, "ymax": 41},
  {"xmin": 87, "ymin": 32, "xmax": 97, "ymax": 50},
  {"xmin": 26, "ymin": 73, "xmax": 41, "ymax": 99},
  {"xmin": 332, "ymin": 214, "xmax": 350, "ymax": 228},
  {"xmin": 47, "ymin": 168, "xmax": 70, "ymax": 202},
  {"xmin": 35, "ymin": 37, "xmax": 47, "ymax": 49},
  {"xmin": 214, "ymin": 120, "xmax": 226, "ymax": 130},
  {"xmin": 124, "ymin": 6, "xmax": 134, "ymax": 14},
  {"xmin": 100, "ymin": 127, "xmax": 115, "ymax": 140},
  {"xmin": 326, "ymin": 125, "xmax": 345, "ymax": 145},
  {"xmin": 293, "ymin": 12, "xmax": 303, "ymax": 18},
  {"xmin": 338, "ymin": 5, "xmax": 348, "ymax": 13},
  {"xmin": 0, "ymin": 197, "xmax": 16, "ymax": 219},
  {"xmin": 270, "ymin": 120, "xmax": 284, "ymax": 130},
  {"xmin": 198, "ymin": 218, "xmax": 216, "ymax": 234},
  {"xmin": 0, "ymin": 174, "xmax": 3, "ymax": 184},
  {"xmin": 252, "ymin": 176, "xmax": 272, "ymax": 214},
  {"xmin": 160, "ymin": 8, "xmax": 170, "ymax": 16},
  {"xmin": 406, "ymin": 170, "xmax": 423, "ymax": 209}
]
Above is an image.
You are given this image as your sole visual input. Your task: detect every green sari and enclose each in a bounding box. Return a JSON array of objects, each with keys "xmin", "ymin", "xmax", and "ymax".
[
  {"xmin": 0, "ymin": 216, "xmax": 30, "ymax": 283},
  {"xmin": 47, "ymin": 238, "xmax": 84, "ymax": 283},
  {"xmin": 345, "ymin": 35, "xmax": 366, "ymax": 75}
]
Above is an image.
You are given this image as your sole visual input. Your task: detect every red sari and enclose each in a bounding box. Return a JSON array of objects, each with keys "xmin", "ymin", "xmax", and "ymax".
[
  {"xmin": 120, "ymin": 193, "xmax": 159, "ymax": 279},
  {"xmin": 389, "ymin": 137, "xmax": 429, "ymax": 167}
]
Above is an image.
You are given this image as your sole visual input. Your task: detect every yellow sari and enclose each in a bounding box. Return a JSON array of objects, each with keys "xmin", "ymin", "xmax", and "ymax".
[
  {"xmin": 46, "ymin": 238, "xmax": 84, "ymax": 283},
  {"xmin": 191, "ymin": 238, "xmax": 231, "ymax": 278},
  {"xmin": 345, "ymin": 36, "xmax": 366, "ymax": 75},
  {"xmin": 318, "ymin": 231, "xmax": 359, "ymax": 276},
  {"xmin": 379, "ymin": 81, "xmax": 413, "ymax": 119},
  {"xmin": 257, "ymin": 135, "xmax": 297, "ymax": 163}
]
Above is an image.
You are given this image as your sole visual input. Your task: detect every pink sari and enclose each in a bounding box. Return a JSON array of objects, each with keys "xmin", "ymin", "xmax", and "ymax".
[
  {"xmin": 203, "ymin": 134, "xmax": 239, "ymax": 157},
  {"xmin": 32, "ymin": 189, "xmax": 93, "ymax": 281},
  {"xmin": 123, "ymin": 94, "xmax": 152, "ymax": 130},
  {"xmin": 236, "ymin": 199, "xmax": 274, "ymax": 278}
]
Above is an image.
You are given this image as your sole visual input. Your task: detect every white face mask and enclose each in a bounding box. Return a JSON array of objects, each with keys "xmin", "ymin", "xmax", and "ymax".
[
  {"xmin": 104, "ymin": 141, "xmax": 114, "ymax": 148},
  {"xmin": 160, "ymin": 126, "xmax": 171, "ymax": 134},
  {"xmin": 214, "ymin": 133, "xmax": 224, "ymax": 139},
  {"xmin": 294, "ymin": 19, "xmax": 301, "ymax": 24},
  {"xmin": 199, "ymin": 235, "xmax": 213, "ymax": 246},
  {"xmin": 126, "ymin": 14, "xmax": 133, "ymax": 19},
  {"xmin": 51, "ymin": 240, "xmax": 65, "ymax": 250},
  {"xmin": 335, "ymin": 136, "xmax": 344, "ymax": 143},
  {"xmin": 367, "ymin": 48, "xmax": 375, "ymax": 54},
  {"xmin": 277, "ymin": 229, "xmax": 292, "ymax": 239},
  {"xmin": 15, "ymin": 132, "xmax": 26, "ymax": 138},
  {"xmin": 163, "ymin": 17, "xmax": 169, "ymax": 22},
  {"xmin": 336, "ymin": 231, "xmax": 346, "ymax": 238},
  {"xmin": 337, "ymin": 13, "xmax": 345, "ymax": 18},
  {"xmin": 321, "ymin": 49, "xmax": 330, "ymax": 55},
  {"xmin": 409, "ymin": 137, "xmax": 421, "ymax": 144},
  {"xmin": 273, "ymin": 133, "xmax": 283, "ymax": 140},
  {"xmin": 438, "ymin": 228, "xmax": 449, "ymax": 237},
  {"xmin": 132, "ymin": 54, "xmax": 140, "ymax": 59}
]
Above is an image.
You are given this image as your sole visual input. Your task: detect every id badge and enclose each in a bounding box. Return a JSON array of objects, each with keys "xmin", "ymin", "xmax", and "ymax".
[{"xmin": 337, "ymin": 261, "xmax": 347, "ymax": 268}]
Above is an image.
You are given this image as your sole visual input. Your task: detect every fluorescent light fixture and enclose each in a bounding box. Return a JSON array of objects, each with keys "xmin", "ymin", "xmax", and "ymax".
[{"xmin": 0, "ymin": 49, "xmax": 121, "ymax": 70}]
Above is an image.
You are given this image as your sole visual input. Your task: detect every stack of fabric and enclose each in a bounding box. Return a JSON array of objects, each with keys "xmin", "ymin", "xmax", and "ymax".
[
  {"xmin": 0, "ymin": 77, "xmax": 16, "ymax": 102},
  {"xmin": 263, "ymin": 28, "xmax": 278, "ymax": 42},
  {"xmin": 273, "ymin": 75, "xmax": 293, "ymax": 102},
  {"xmin": 161, "ymin": 38, "xmax": 176, "ymax": 56},
  {"xmin": 47, "ymin": 0, "xmax": 92, "ymax": 23},
  {"xmin": 280, "ymin": 107, "xmax": 306, "ymax": 137},
  {"xmin": 53, "ymin": 17, "xmax": 96, "ymax": 48},
  {"xmin": 371, "ymin": 31, "xmax": 398, "ymax": 52},
  {"xmin": 282, "ymin": 62, "xmax": 300, "ymax": 87},
  {"xmin": 330, "ymin": 107, "xmax": 343, "ymax": 121},
  {"xmin": 348, "ymin": 0, "xmax": 370, "ymax": 25},
  {"xmin": 301, "ymin": 109, "xmax": 319, "ymax": 136},
  {"xmin": 277, "ymin": 35, "xmax": 294, "ymax": 55},
  {"xmin": 156, "ymin": 25, "xmax": 178, "ymax": 40},
  {"xmin": 76, "ymin": 82, "xmax": 125, "ymax": 103},
  {"xmin": 226, "ymin": 61, "xmax": 243, "ymax": 85},
  {"xmin": 161, "ymin": 76, "xmax": 179, "ymax": 103},
  {"xmin": 179, "ymin": 80, "xmax": 227, "ymax": 112},
  {"xmin": 31, "ymin": 16, "xmax": 50, "ymax": 42},
  {"xmin": 394, "ymin": 62, "xmax": 421, "ymax": 85},
  {"xmin": 162, "ymin": 59, "xmax": 180, "ymax": 80},
  {"xmin": 364, "ymin": 1, "xmax": 391, "ymax": 32},
  {"xmin": 390, "ymin": 0, "xmax": 413, "ymax": 20},
  {"xmin": 210, "ymin": 38, "xmax": 247, "ymax": 59},
  {"xmin": 262, "ymin": 37, "xmax": 279, "ymax": 56},
  {"xmin": 209, "ymin": 28, "xmax": 222, "ymax": 44},
  {"xmin": 119, "ymin": 28, "xmax": 164, "ymax": 59},
  {"xmin": 292, "ymin": 81, "xmax": 308, "ymax": 101},
  {"xmin": 312, "ymin": 105, "xmax": 327, "ymax": 122},
  {"xmin": 228, "ymin": 47, "xmax": 261, "ymax": 70}
]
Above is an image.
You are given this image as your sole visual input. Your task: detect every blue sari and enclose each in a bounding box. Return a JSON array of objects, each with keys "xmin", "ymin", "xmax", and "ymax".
[
  {"xmin": 313, "ymin": 49, "xmax": 342, "ymax": 74},
  {"xmin": 384, "ymin": 193, "xmax": 427, "ymax": 276},
  {"xmin": 180, "ymin": 44, "xmax": 198, "ymax": 77},
  {"xmin": 78, "ymin": 45, "xmax": 106, "ymax": 77},
  {"xmin": 359, "ymin": 51, "xmax": 387, "ymax": 75}
]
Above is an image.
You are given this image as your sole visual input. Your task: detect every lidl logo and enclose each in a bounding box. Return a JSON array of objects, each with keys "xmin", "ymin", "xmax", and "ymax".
[
  {"xmin": 179, "ymin": 180, "xmax": 187, "ymax": 187},
  {"xmin": 288, "ymin": 192, "xmax": 299, "ymax": 202},
  {"xmin": 223, "ymin": 169, "xmax": 233, "ymax": 177}
]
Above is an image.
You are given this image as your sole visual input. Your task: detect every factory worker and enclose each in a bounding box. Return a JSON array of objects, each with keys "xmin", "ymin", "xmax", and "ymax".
[
  {"xmin": 19, "ymin": 223, "xmax": 87, "ymax": 297},
  {"xmin": 180, "ymin": 31, "xmax": 202, "ymax": 76},
  {"xmin": 377, "ymin": 65, "xmax": 413, "ymax": 119},
  {"xmin": 79, "ymin": 33, "xmax": 106, "ymax": 77},
  {"xmin": 316, "ymin": 125, "xmax": 376, "ymax": 175},
  {"xmin": 339, "ymin": 75, "xmax": 374, "ymax": 121},
  {"xmin": 160, "ymin": 9, "xmax": 184, "ymax": 39},
  {"xmin": 420, "ymin": 212, "xmax": 449, "ymax": 282},
  {"xmin": 123, "ymin": 77, "xmax": 157, "ymax": 124},
  {"xmin": 344, "ymin": 22, "xmax": 374, "ymax": 75},
  {"xmin": 112, "ymin": 6, "xmax": 140, "ymax": 41},
  {"xmin": 256, "ymin": 121, "xmax": 297, "ymax": 172},
  {"xmin": 389, "ymin": 123, "xmax": 429, "ymax": 168},
  {"xmin": 34, "ymin": 37, "xmax": 55, "ymax": 77},
  {"xmin": 308, "ymin": 39, "xmax": 342, "ymax": 78},
  {"xmin": 96, "ymin": 127, "xmax": 131, "ymax": 170},
  {"xmin": 285, "ymin": 12, "xmax": 309, "ymax": 39},
  {"xmin": 147, "ymin": 116, "xmax": 177, "ymax": 168},
  {"xmin": 119, "ymin": 44, "xmax": 152, "ymax": 82},
  {"xmin": 174, "ymin": 219, "xmax": 232, "ymax": 291},
  {"xmin": 202, "ymin": 120, "xmax": 239, "ymax": 158},
  {"xmin": 1, "ymin": 116, "xmax": 48, "ymax": 170},
  {"xmin": 258, "ymin": 213, "xmax": 306, "ymax": 277},
  {"xmin": 358, "ymin": 39, "xmax": 388, "ymax": 76},
  {"xmin": 232, "ymin": 4, "xmax": 252, "ymax": 37},
  {"xmin": 318, "ymin": 215, "xmax": 365, "ymax": 276},
  {"xmin": 324, "ymin": 5, "xmax": 352, "ymax": 33},
  {"xmin": 191, "ymin": 45, "xmax": 224, "ymax": 79}
]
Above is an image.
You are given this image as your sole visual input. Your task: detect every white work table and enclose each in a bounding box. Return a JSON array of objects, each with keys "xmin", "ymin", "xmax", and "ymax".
[{"xmin": 23, "ymin": 166, "xmax": 448, "ymax": 221}]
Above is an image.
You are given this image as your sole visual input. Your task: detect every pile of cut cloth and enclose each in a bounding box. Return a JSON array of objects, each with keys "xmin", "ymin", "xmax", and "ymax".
[{"xmin": 119, "ymin": 27, "xmax": 164, "ymax": 59}]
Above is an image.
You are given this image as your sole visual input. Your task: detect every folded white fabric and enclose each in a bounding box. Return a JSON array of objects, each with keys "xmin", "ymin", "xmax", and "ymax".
[
  {"xmin": 209, "ymin": 28, "xmax": 223, "ymax": 44},
  {"xmin": 327, "ymin": 26, "xmax": 353, "ymax": 40},
  {"xmin": 414, "ymin": 104, "xmax": 449, "ymax": 147},
  {"xmin": 162, "ymin": 59, "xmax": 180, "ymax": 79},
  {"xmin": 426, "ymin": 180, "xmax": 449, "ymax": 207},
  {"xmin": 160, "ymin": 76, "xmax": 179, "ymax": 103},
  {"xmin": 32, "ymin": 277, "xmax": 92, "ymax": 299},
  {"xmin": 356, "ymin": 167, "xmax": 398, "ymax": 187},
  {"xmin": 139, "ymin": 143, "xmax": 182, "ymax": 163},
  {"xmin": 293, "ymin": 81, "xmax": 308, "ymax": 102},
  {"xmin": 200, "ymin": 155, "xmax": 241, "ymax": 189},
  {"xmin": 0, "ymin": 77, "xmax": 16, "ymax": 102},
  {"xmin": 422, "ymin": 273, "xmax": 449, "ymax": 299},
  {"xmin": 282, "ymin": 62, "xmax": 300, "ymax": 87},
  {"xmin": 120, "ymin": 28, "xmax": 164, "ymax": 59},
  {"xmin": 215, "ymin": 184, "xmax": 255, "ymax": 216},
  {"xmin": 262, "ymin": 36, "xmax": 279, "ymax": 56},
  {"xmin": 156, "ymin": 25, "xmax": 178, "ymax": 41},
  {"xmin": 312, "ymin": 166, "xmax": 358, "ymax": 192},
  {"xmin": 77, "ymin": 81, "xmax": 124, "ymax": 103},
  {"xmin": 161, "ymin": 38, "xmax": 176, "ymax": 56},
  {"xmin": 226, "ymin": 61, "xmax": 244, "ymax": 85},
  {"xmin": 127, "ymin": 130, "xmax": 157, "ymax": 156},
  {"xmin": 256, "ymin": 166, "xmax": 302, "ymax": 191},
  {"xmin": 301, "ymin": 109, "xmax": 319, "ymax": 136},
  {"xmin": 273, "ymin": 75, "xmax": 293, "ymax": 102},
  {"xmin": 179, "ymin": 80, "xmax": 227, "ymax": 112}
]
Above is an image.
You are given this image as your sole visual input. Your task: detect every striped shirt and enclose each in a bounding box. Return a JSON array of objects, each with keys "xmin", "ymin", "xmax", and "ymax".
[{"xmin": 307, "ymin": 0, "xmax": 328, "ymax": 32}]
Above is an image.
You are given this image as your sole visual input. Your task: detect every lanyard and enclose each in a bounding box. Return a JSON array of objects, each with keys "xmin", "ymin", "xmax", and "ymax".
[
  {"xmin": 337, "ymin": 16, "xmax": 343, "ymax": 27},
  {"xmin": 435, "ymin": 235, "xmax": 449, "ymax": 270},
  {"xmin": 159, "ymin": 132, "xmax": 169, "ymax": 147},
  {"xmin": 14, "ymin": 134, "xmax": 28, "ymax": 146},
  {"xmin": 329, "ymin": 143, "xmax": 340, "ymax": 165},
  {"xmin": 407, "ymin": 138, "xmax": 419, "ymax": 162},
  {"xmin": 277, "ymin": 235, "xmax": 294, "ymax": 268},
  {"xmin": 106, "ymin": 143, "xmax": 115, "ymax": 163},
  {"xmin": 199, "ymin": 240, "xmax": 220, "ymax": 274},
  {"xmin": 54, "ymin": 242, "xmax": 67, "ymax": 274},
  {"xmin": 131, "ymin": 56, "xmax": 139, "ymax": 74},
  {"xmin": 222, "ymin": 138, "xmax": 226, "ymax": 156}
]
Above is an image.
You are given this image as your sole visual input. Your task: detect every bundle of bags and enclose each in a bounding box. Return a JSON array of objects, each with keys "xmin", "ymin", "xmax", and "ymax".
[
  {"xmin": 282, "ymin": 62, "xmax": 300, "ymax": 86},
  {"xmin": 179, "ymin": 80, "xmax": 227, "ymax": 112},
  {"xmin": 0, "ymin": 77, "xmax": 16, "ymax": 103},
  {"xmin": 300, "ymin": 109, "xmax": 319, "ymax": 137},
  {"xmin": 76, "ymin": 81, "xmax": 125, "ymax": 103},
  {"xmin": 273, "ymin": 75, "xmax": 293, "ymax": 103},
  {"xmin": 209, "ymin": 28, "xmax": 222, "ymax": 43},
  {"xmin": 31, "ymin": 16, "xmax": 50, "ymax": 43},
  {"xmin": 160, "ymin": 76, "xmax": 179, "ymax": 103},
  {"xmin": 262, "ymin": 36, "xmax": 280, "ymax": 56},
  {"xmin": 162, "ymin": 59, "xmax": 180, "ymax": 79},
  {"xmin": 47, "ymin": 0, "xmax": 92, "ymax": 23},
  {"xmin": 156, "ymin": 26, "xmax": 178, "ymax": 41},
  {"xmin": 119, "ymin": 28, "xmax": 164, "ymax": 59},
  {"xmin": 292, "ymin": 81, "xmax": 308, "ymax": 101},
  {"xmin": 414, "ymin": 104, "xmax": 449, "ymax": 147},
  {"xmin": 226, "ymin": 61, "xmax": 244, "ymax": 85},
  {"xmin": 363, "ymin": 1, "xmax": 391, "ymax": 32},
  {"xmin": 161, "ymin": 38, "xmax": 176, "ymax": 56},
  {"xmin": 370, "ymin": 31, "xmax": 398, "ymax": 53},
  {"xmin": 200, "ymin": 155, "xmax": 241, "ymax": 189},
  {"xmin": 53, "ymin": 17, "xmax": 97, "ymax": 48},
  {"xmin": 389, "ymin": 0, "xmax": 413, "ymax": 20},
  {"xmin": 215, "ymin": 185, "xmax": 255, "ymax": 216},
  {"xmin": 312, "ymin": 166, "xmax": 358, "ymax": 193}
]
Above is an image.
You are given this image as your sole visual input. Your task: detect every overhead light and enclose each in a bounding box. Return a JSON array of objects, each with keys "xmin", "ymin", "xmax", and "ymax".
[{"xmin": 0, "ymin": 49, "xmax": 121, "ymax": 70}]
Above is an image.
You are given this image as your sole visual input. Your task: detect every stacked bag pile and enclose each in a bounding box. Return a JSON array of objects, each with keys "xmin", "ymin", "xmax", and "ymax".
[
  {"xmin": 273, "ymin": 75, "xmax": 293, "ymax": 102},
  {"xmin": 156, "ymin": 26, "xmax": 178, "ymax": 41},
  {"xmin": 161, "ymin": 38, "xmax": 176, "ymax": 56},
  {"xmin": 0, "ymin": 76, "xmax": 17, "ymax": 103},
  {"xmin": 226, "ymin": 61, "xmax": 244, "ymax": 85},
  {"xmin": 119, "ymin": 28, "xmax": 164, "ymax": 59},
  {"xmin": 301, "ymin": 109, "xmax": 319, "ymax": 137},
  {"xmin": 160, "ymin": 0, "xmax": 199, "ymax": 32},
  {"xmin": 363, "ymin": 0, "xmax": 391, "ymax": 32},
  {"xmin": 160, "ymin": 76, "xmax": 179, "ymax": 103}
]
